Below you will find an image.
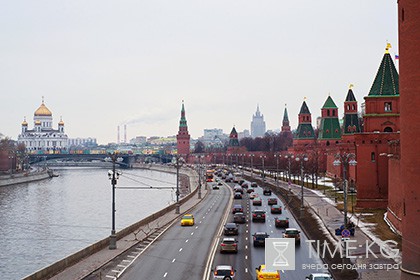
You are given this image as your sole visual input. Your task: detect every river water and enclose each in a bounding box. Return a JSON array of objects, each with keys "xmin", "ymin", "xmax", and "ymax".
[{"xmin": 0, "ymin": 167, "xmax": 176, "ymax": 280}]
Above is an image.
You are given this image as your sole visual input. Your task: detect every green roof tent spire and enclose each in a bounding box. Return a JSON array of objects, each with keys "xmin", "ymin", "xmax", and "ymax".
[
  {"xmin": 283, "ymin": 104, "xmax": 289, "ymax": 122},
  {"xmin": 179, "ymin": 100, "xmax": 187, "ymax": 127},
  {"xmin": 299, "ymin": 100, "xmax": 311, "ymax": 114},
  {"xmin": 322, "ymin": 96, "xmax": 338, "ymax": 109},
  {"xmin": 368, "ymin": 43, "xmax": 399, "ymax": 96},
  {"xmin": 228, "ymin": 126, "xmax": 239, "ymax": 146}
]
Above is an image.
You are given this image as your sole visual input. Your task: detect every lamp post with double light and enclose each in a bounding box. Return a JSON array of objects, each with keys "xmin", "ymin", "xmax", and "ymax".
[
  {"xmin": 333, "ymin": 153, "xmax": 357, "ymax": 228},
  {"xmin": 260, "ymin": 155, "xmax": 266, "ymax": 188},
  {"xmin": 195, "ymin": 155, "xmax": 204, "ymax": 199},
  {"xmin": 285, "ymin": 154, "xmax": 294, "ymax": 183},
  {"xmin": 172, "ymin": 155, "xmax": 185, "ymax": 214},
  {"xmin": 249, "ymin": 154, "xmax": 254, "ymax": 178},
  {"xmin": 105, "ymin": 153, "xmax": 123, "ymax": 250},
  {"xmin": 295, "ymin": 155, "xmax": 308, "ymax": 211},
  {"xmin": 274, "ymin": 154, "xmax": 281, "ymax": 187}
]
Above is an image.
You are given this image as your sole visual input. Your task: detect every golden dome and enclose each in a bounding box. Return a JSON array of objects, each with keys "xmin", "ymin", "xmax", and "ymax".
[
  {"xmin": 35, "ymin": 120, "xmax": 41, "ymax": 125},
  {"xmin": 34, "ymin": 102, "xmax": 52, "ymax": 116},
  {"xmin": 22, "ymin": 117, "xmax": 28, "ymax": 126},
  {"xmin": 58, "ymin": 120, "xmax": 64, "ymax": 125}
]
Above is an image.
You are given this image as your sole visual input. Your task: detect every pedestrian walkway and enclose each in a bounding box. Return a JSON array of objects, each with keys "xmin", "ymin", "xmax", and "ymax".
[{"xmin": 266, "ymin": 176, "xmax": 401, "ymax": 280}]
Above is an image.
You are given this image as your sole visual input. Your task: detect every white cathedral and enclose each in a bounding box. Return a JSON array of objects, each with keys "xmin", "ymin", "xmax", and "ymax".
[{"xmin": 18, "ymin": 99, "xmax": 68, "ymax": 151}]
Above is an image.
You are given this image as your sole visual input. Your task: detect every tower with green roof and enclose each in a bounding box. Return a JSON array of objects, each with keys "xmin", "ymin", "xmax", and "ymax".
[
  {"xmin": 281, "ymin": 104, "xmax": 291, "ymax": 135},
  {"xmin": 318, "ymin": 96, "xmax": 342, "ymax": 141},
  {"xmin": 228, "ymin": 126, "xmax": 240, "ymax": 147},
  {"xmin": 363, "ymin": 43, "xmax": 400, "ymax": 133},
  {"xmin": 343, "ymin": 85, "xmax": 361, "ymax": 134},
  {"xmin": 176, "ymin": 101, "xmax": 190, "ymax": 155},
  {"xmin": 294, "ymin": 100, "xmax": 315, "ymax": 140}
]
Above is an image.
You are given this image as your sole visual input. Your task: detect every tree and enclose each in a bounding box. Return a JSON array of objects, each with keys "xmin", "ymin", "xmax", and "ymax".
[{"xmin": 194, "ymin": 141, "xmax": 205, "ymax": 153}]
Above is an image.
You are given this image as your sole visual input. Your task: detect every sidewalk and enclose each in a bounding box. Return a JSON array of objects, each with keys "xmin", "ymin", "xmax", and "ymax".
[{"xmin": 269, "ymin": 176, "xmax": 401, "ymax": 279}]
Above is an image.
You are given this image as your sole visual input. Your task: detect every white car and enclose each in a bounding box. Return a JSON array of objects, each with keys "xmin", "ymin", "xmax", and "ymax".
[
  {"xmin": 305, "ymin": 273, "xmax": 334, "ymax": 280},
  {"xmin": 212, "ymin": 265, "xmax": 236, "ymax": 279}
]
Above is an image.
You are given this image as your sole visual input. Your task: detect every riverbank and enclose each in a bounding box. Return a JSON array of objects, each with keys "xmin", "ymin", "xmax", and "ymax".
[{"xmin": 0, "ymin": 169, "xmax": 52, "ymax": 187}]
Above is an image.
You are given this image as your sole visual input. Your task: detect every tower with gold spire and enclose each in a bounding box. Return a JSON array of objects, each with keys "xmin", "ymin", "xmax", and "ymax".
[{"xmin": 176, "ymin": 101, "xmax": 190, "ymax": 156}]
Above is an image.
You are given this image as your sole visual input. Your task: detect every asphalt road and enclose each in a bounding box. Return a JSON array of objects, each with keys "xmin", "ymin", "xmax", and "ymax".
[
  {"xmin": 119, "ymin": 183, "xmax": 232, "ymax": 280},
  {"xmin": 210, "ymin": 179, "xmax": 324, "ymax": 280}
]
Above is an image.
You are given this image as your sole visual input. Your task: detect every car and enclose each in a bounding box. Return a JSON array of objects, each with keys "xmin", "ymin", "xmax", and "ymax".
[
  {"xmin": 234, "ymin": 192, "xmax": 242, "ymax": 199},
  {"xmin": 239, "ymin": 179, "xmax": 245, "ymax": 185},
  {"xmin": 220, "ymin": 237, "xmax": 238, "ymax": 253},
  {"xmin": 251, "ymin": 182, "xmax": 258, "ymax": 188},
  {"xmin": 252, "ymin": 210, "xmax": 266, "ymax": 222},
  {"xmin": 180, "ymin": 214, "xmax": 194, "ymax": 226},
  {"xmin": 233, "ymin": 212, "xmax": 246, "ymax": 224},
  {"xmin": 263, "ymin": 188, "xmax": 272, "ymax": 196},
  {"xmin": 247, "ymin": 188, "xmax": 255, "ymax": 193},
  {"xmin": 255, "ymin": 264, "xmax": 280, "ymax": 279},
  {"xmin": 275, "ymin": 217, "xmax": 289, "ymax": 228},
  {"xmin": 283, "ymin": 228, "xmax": 301, "ymax": 244},
  {"xmin": 213, "ymin": 184, "xmax": 220, "ymax": 190},
  {"xmin": 212, "ymin": 265, "xmax": 236, "ymax": 279},
  {"xmin": 252, "ymin": 232, "xmax": 269, "ymax": 247},
  {"xmin": 218, "ymin": 181, "xmax": 223, "ymax": 186},
  {"xmin": 232, "ymin": 204, "xmax": 243, "ymax": 214},
  {"xmin": 270, "ymin": 205, "xmax": 282, "ymax": 214},
  {"xmin": 253, "ymin": 197, "xmax": 262, "ymax": 206},
  {"xmin": 224, "ymin": 223, "xmax": 239, "ymax": 235},
  {"xmin": 249, "ymin": 193, "xmax": 258, "ymax": 199},
  {"xmin": 268, "ymin": 197, "xmax": 278, "ymax": 205},
  {"xmin": 233, "ymin": 186, "xmax": 243, "ymax": 194},
  {"xmin": 305, "ymin": 273, "xmax": 334, "ymax": 280},
  {"xmin": 241, "ymin": 181, "xmax": 249, "ymax": 188}
]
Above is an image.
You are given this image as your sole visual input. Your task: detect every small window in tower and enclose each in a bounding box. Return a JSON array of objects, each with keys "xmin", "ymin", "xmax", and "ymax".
[
  {"xmin": 352, "ymin": 104, "xmax": 356, "ymax": 110},
  {"xmin": 347, "ymin": 105, "xmax": 350, "ymax": 110},
  {"xmin": 384, "ymin": 102, "xmax": 392, "ymax": 112},
  {"xmin": 327, "ymin": 110, "xmax": 330, "ymax": 116},
  {"xmin": 332, "ymin": 110, "xmax": 335, "ymax": 116},
  {"xmin": 371, "ymin": 152, "xmax": 376, "ymax": 162},
  {"xmin": 384, "ymin": 127, "xmax": 393, "ymax": 132}
]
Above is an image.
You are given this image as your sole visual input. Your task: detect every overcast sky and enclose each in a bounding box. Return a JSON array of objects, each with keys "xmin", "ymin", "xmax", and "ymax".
[{"xmin": 0, "ymin": 1, "xmax": 398, "ymax": 144}]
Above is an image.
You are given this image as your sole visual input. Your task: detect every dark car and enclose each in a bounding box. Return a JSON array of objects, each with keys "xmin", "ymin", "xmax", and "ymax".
[
  {"xmin": 213, "ymin": 184, "xmax": 219, "ymax": 190},
  {"xmin": 233, "ymin": 212, "xmax": 246, "ymax": 224},
  {"xmin": 241, "ymin": 181, "xmax": 249, "ymax": 188},
  {"xmin": 263, "ymin": 188, "xmax": 272, "ymax": 196},
  {"xmin": 246, "ymin": 188, "xmax": 255, "ymax": 194},
  {"xmin": 233, "ymin": 186, "xmax": 243, "ymax": 194},
  {"xmin": 232, "ymin": 204, "xmax": 243, "ymax": 214},
  {"xmin": 253, "ymin": 232, "xmax": 269, "ymax": 247},
  {"xmin": 267, "ymin": 197, "xmax": 277, "ymax": 205},
  {"xmin": 275, "ymin": 217, "xmax": 289, "ymax": 228},
  {"xmin": 270, "ymin": 205, "xmax": 282, "ymax": 214},
  {"xmin": 252, "ymin": 197, "xmax": 262, "ymax": 206},
  {"xmin": 283, "ymin": 228, "xmax": 301, "ymax": 244},
  {"xmin": 234, "ymin": 192, "xmax": 242, "ymax": 199},
  {"xmin": 224, "ymin": 223, "xmax": 239, "ymax": 235},
  {"xmin": 251, "ymin": 182, "xmax": 258, "ymax": 188},
  {"xmin": 252, "ymin": 210, "xmax": 266, "ymax": 222}
]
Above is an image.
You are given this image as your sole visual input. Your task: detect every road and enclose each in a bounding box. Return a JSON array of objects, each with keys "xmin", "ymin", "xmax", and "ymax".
[
  {"xmin": 119, "ymin": 182, "xmax": 232, "ymax": 280},
  {"xmin": 210, "ymin": 179, "xmax": 324, "ymax": 280}
]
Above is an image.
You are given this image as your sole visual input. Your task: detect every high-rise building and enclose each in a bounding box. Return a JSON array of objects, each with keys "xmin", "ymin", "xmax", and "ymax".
[
  {"xmin": 176, "ymin": 101, "xmax": 190, "ymax": 155},
  {"xmin": 250, "ymin": 105, "xmax": 266, "ymax": 138}
]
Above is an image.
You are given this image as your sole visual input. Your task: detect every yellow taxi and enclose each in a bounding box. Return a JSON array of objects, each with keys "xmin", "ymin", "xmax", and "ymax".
[
  {"xmin": 255, "ymin": 264, "xmax": 280, "ymax": 279},
  {"xmin": 180, "ymin": 214, "xmax": 194, "ymax": 226}
]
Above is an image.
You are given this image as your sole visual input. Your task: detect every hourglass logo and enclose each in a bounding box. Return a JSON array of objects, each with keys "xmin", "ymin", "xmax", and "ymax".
[{"xmin": 265, "ymin": 238, "xmax": 295, "ymax": 270}]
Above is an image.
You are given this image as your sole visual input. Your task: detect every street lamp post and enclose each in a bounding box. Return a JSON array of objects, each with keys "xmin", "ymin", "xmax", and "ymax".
[
  {"xmin": 285, "ymin": 154, "xmax": 294, "ymax": 183},
  {"xmin": 260, "ymin": 155, "xmax": 266, "ymax": 188},
  {"xmin": 274, "ymin": 154, "xmax": 280, "ymax": 187},
  {"xmin": 106, "ymin": 153, "xmax": 123, "ymax": 250},
  {"xmin": 249, "ymin": 154, "xmax": 254, "ymax": 178},
  {"xmin": 333, "ymin": 153, "xmax": 357, "ymax": 228},
  {"xmin": 172, "ymin": 155, "xmax": 185, "ymax": 214},
  {"xmin": 295, "ymin": 155, "xmax": 308, "ymax": 211}
]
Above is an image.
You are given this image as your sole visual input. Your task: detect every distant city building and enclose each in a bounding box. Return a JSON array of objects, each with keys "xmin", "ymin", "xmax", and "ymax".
[
  {"xmin": 238, "ymin": 129, "xmax": 250, "ymax": 140},
  {"xmin": 68, "ymin": 137, "xmax": 97, "ymax": 148},
  {"xmin": 200, "ymin": 128, "xmax": 226, "ymax": 148},
  {"xmin": 18, "ymin": 98, "xmax": 69, "ymax": 151},
  {"xmin": 250, "ymin": 104, "xmax": 266, "ymax": 138},
  {"xmin": 130, "ymin": 136, "xmax": 147, "ymax": 145}
]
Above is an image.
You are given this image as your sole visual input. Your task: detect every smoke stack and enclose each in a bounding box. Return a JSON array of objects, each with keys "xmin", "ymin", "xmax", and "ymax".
[
  {"xmin": 124, "ymin": 124, "xmax": 127, "ymax": 143},
  {"xmin": 117, "ymin": 126, "xmax": 120, "ymax": 144}
]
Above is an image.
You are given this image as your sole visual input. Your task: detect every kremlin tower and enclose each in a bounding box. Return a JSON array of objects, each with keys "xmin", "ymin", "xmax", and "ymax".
[{"xmin": 176, "ymin": 101, "xmax": 190, "ymax": 156}]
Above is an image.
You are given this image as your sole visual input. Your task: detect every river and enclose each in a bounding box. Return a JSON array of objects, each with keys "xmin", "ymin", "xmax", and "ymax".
[{"xmin": 0, "ymin": 167, "xmax": 176, "ymax": 280}]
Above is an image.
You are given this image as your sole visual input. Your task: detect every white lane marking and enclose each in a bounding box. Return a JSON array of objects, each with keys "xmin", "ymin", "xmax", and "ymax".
[
  {"xmin": 245, "ymin": 237, "xmax": 248, "ymax": 241},
  {"xmin": 179, "ymin": 248, "xmax": 183, "ymax": 252},
  {"xmin": 185, "ymin": 239, "xmax": 189, "ymax": 243},
  {"xmin": 191, "ymin": 232, "xmax": 194, "ymax": 235},
  {"xmin": 172, "ymin": 258, "xmax": 176, "ymax": 263},
  {"xmin": 246, "ymin": 230, "xmax": 248, "ymax": 233},
  {"xmin": 203, "ymin": 216, "xmax": 206, "ymax": 219},
  {"xmin": 199, "ymin": 221, "xmax": 202, "ymax": 224},
  {"xmin": 163, "ymin": 272, "xmax": 168, "ymax": 277},
  {"xmin": 245, "ymin": 245, "xmax": 248, "ymax": 250},
  {"xmin": 195, "ymin": 226, "xmax": 199, "ymax": 229},
  {"xmin": 111, "ymin": 270, "xmax": 120, "ymax": 273},
  {"xmin": 245, "ymin": 268, "xmax": 248, "ymax": 273},
  {"xmin": 245, "ymin": 255, "xmax": 248, "ymax": 260},
  {"xmin": 117, "ymin": 264, "xmax": 126, "ymax": 268}
]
